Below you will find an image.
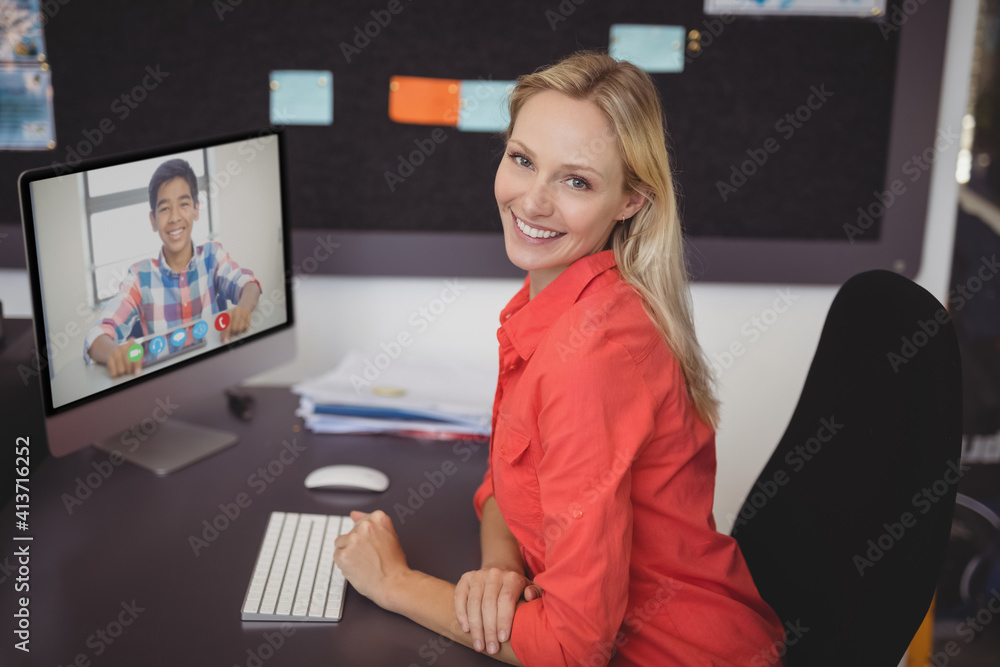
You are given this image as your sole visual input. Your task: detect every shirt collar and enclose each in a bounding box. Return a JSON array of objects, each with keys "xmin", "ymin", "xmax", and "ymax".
[
  {"xmin": 157, "ymin": 241, "xmax": 196, "ymax": 277},
  {"xmin": 500, "ymin": 250, "xmax": 619, "ymax": 360}
]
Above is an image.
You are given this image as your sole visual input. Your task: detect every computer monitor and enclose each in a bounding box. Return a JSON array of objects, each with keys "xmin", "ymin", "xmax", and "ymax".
[{"xmin": 18, "ymin": 129, "xmax": 296, "ymax": 474}]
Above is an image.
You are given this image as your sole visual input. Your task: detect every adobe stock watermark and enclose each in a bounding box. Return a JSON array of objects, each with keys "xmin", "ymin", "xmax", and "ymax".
[
  {"xmin": 852, "ymin": 459, "xmax": 966, "ymax": 576},
  {"xmin": 544, "ymin": 0, "xmax": 587, "ymax": 30},
  {"xmin": 37, "ymin": 0, "xmax": 74, "ymax": 24},
  {"xmin": 288, "ymin": 234, "xmax": 341, "ymax": 288},
  {"xmin": 843, "ymin": 126, "xmax": 959, "ymax": 243},
  {"xmin": 384, "ymin": 128, "xmax": 449, "ymax": 192},
  {"xmin": 878, "ymin": 0, "xmax": 932, "ymax": 41},
  {"xmin": 340, "ymin": 0, "xmax": 413, "ymax": 63},
  {"xmin": 686, "ymin": 14, "xmax": 735, "ymax": 65},
  {"xmin": 60, "ymin": 396, "xmax": 179, "ymax": 515},
  {"xmin": 219, "ymin": 233, "xmax": 340, "ymax": 360},
  {"xmin": 722, "ymin": 416, "xmax": 844, "ymax": 534},
  {"xmin": 188, "ymin": 439, "xmax": 307, "ymax": 556},
  {"xmin": 949, "ymin": 254, "xmax": 1000, "ymax": 312},
  {"xmin": 583, "ymin": 577, "xmax": 682, "ymax": 666},
  {"xmin": 393, "ymin": 439, "xmax": 484, "ymax": 524},
  {"xmin": 888, "ymin": 254, "xmax": 999, "ymax": 373},
  {"xmin": 710, "ymin": 289, "xmax": 798, "ymax": 376},
  {"xmin": 17, "ymin": 300, "xmax": 99, "ymax": 385},
  {"xmin": 350, "ymin": 279, "xmax": 467, "ymax": 392},
  {"xmin": 385, "ymin": 74, "xmax": 513, "ymax": 191},
  {"xmin": 930, "ymin": 589, "xmax": 1000, "ymax": 666},
  {"xmin": 687, "ymin": 1, "xmax": 763, "ymax": 66},
  {"xmin": 531, "ymin": 449, "xmax": 639, "ymax": 547},
  {"xmin": 555, "ymin": 298, "xmax": 620, "ymax": 361},
  {"xmin": 716, "ymin": 84, "xmax": 833, "ymax": 202},
  {"xmin": 407, "ymin": 635, "xmax": 455, "ymax": 667},
  {"xmin": 205, "ymin": 125, "xmax": 291, "ymax": 200},
  {"xmin": 52, "ymin": 64, "xmax": 169, "ymax": 175},
  {"xmin": 750, "ymin": 620, "xmax": 810, "ymax": 667},
  {"xmin": 0, "ymin": 552, "xmax": 18, "ymax": 587},
  {"xmin": 234, "ymin": 624, "xmax": 295, "ymax": 667},
  {"xmin": 213, "ymin": 0, "xmax": 242, "ymax": 20},
  {"xmin": 56, "ymin": 599, "xmax": 145, "ymax": 665},
  {"xmin": 886, "ymin": 307, "xmax": 952, "ymax": 373}
]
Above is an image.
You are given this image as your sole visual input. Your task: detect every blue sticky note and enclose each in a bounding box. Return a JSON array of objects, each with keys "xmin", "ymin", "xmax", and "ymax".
[
  {"xmin": 457, "ymin": 80, "xmax": 515, "ymax": 132},
  {"xmin": 269, "ymin": 70, "xmax": 333, "ymax": 125},
  {"xmin": 609, "ymin": 24, "xmax": 685, "ymax": 74}
]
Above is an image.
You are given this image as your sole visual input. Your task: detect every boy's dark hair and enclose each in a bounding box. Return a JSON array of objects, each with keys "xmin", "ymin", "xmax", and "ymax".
[{"xmin": 148, "ymin": 159, "xmax": 199, "ymax": 212}]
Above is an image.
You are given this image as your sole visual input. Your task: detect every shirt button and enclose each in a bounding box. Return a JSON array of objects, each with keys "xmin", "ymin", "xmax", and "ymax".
[
  {"xmin": 505, "ymin": 314, "xmax": 511, "ymax": 319},
  {"xmin": 572, "ymin": 508, "xmax": 584, "ymax": 519},
  {"xmin": 500, "ymin": 446, "xmax": 506, "ymax": 455}
]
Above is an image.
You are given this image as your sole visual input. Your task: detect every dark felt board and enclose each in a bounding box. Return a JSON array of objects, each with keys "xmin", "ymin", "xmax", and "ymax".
[{"xmin": 0, "ymin": 0, "xmax": 900, "ymax": 242}]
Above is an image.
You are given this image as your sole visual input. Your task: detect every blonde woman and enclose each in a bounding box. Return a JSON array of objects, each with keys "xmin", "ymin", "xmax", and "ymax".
[{"xmin": 334, "ymin": 51, "xmax": 785, "ymax": 666}]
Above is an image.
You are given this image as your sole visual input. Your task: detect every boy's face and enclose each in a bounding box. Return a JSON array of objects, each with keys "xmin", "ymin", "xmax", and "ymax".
[{"xmin": 149, "ymin": 176, "xmax": 198, "ymax": 256}]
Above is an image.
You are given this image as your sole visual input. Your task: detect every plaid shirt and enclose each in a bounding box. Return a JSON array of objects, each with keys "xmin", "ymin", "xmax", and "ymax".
[{"xmin": 84, "ymin": 241, "xmax": 260, "ymax": 362}]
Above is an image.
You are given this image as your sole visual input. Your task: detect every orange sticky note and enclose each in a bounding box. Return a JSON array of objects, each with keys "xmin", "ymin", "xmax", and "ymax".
[{"xmin": 388, "ymin": 76, "xmax": 461, "ymax": 127}]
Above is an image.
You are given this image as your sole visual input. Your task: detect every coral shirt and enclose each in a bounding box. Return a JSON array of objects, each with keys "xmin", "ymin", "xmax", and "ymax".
[{"xmin": 473, "ymin": 250, "xmax": 785, "ymax": 666}]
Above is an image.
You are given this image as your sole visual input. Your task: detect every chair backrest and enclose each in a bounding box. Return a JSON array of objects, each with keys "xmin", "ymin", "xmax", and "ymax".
[{"xmin": 731, "ymin": 270, "xmax": 963, "ymax": 666}]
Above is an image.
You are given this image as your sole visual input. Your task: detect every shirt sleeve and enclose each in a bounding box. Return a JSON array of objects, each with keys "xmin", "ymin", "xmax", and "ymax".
[
  {"xmin": 472, "ymin": 458, "xmax": 494, "ymax": 521},
  {"xmin": 510, "ymin": 334, "xmax": 660, "ymax": 667},
  {"xmin": 210, "ymin": 242, "xmax": 261, "ymax": 305},
  {"xmin": 83, "ymin": 266, "xmax": 144, "ymax": 363}
]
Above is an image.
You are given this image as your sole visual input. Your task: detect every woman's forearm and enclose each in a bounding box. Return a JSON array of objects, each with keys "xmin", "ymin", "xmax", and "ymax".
[
  {"xmin": 480, "ymin": 496, "xmax": 525, "ymax": 573},
  {"xmin": 385, "ymin": 570, "xmax": 524, "ymax": 666}
]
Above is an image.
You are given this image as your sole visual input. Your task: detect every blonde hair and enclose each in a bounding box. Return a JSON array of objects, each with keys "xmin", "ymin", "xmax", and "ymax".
[{"xmin": 505, "ymin": 51, "xmax": 720, "ymax": 429}]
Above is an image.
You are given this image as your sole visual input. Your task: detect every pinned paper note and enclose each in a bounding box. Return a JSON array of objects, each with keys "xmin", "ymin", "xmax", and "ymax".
[
  {"xmin": 609, "ymin": 24, "xmax": 686, "ymax": 74},
  {"xmin": 269, "ymin": 70, "xmax": 333, "ymax": 125},
  {"xmin": 458, "ymin": 80, "xmax": 514, "ymax": 132},
  {"xmin": 389, "ymin": 76, "xmax": 515, "ymax": 132},
  {"xmin": 0, "ymin": 67, "xmax": 55, "ymax": 150},
  {"xmin": 704, "ymin": 0, "xmax": 885, "ymax": 17},
  {"xmin": 388, "ymin": 76, "xmax": 461, "ymax": 126}
]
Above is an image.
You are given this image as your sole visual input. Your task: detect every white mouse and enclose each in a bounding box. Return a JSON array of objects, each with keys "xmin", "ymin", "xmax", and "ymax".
[{"xmin": 304, "ymin": 465, "xmax": 390, "ymax": 492}]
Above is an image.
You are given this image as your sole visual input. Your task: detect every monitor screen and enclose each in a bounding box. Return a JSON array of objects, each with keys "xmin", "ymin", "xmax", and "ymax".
[{"xmin": 19, "ymin": 130, "xmax": 295, "ymax": 471}]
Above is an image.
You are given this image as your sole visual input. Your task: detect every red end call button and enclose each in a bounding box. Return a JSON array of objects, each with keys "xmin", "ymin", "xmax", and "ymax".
[{"xmin": 215, "ymin": 312, "xmax": 230, "ymax": 331}]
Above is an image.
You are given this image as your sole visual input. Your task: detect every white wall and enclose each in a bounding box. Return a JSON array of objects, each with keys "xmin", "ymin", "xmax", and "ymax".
[
  {"xmin": 25, "ymin": 173, "xmax": 92, "ymax": 377},
  {"xmin": 210, "ymin": 136, "xmax": 286, "ymax": 308},
  {"xmin": 0, "ymin": 0, "xmax": 977, "ymax": 534}
]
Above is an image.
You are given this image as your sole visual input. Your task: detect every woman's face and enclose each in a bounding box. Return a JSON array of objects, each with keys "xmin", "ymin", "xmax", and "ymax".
[{"xmin": 495, "ymin": 90, "xmax": 643, "ymax": 292}]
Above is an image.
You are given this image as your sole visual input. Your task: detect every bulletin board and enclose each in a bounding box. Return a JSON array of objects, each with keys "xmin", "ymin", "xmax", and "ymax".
[{"xmin": 0, "ymin": 0, "xmax": 950, "ymax": 282}]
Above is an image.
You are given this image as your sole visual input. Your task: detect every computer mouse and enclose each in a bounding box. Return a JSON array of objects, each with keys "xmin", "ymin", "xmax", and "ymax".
[{"xmin": 304, "ymin": 465, "xmax": 390, "ymax": 492}]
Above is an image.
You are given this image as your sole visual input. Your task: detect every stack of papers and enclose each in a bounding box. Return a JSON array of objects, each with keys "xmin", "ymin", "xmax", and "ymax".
[{"xmin": 292, "ymin": 350, "xmax": 494, "ymax": 440}]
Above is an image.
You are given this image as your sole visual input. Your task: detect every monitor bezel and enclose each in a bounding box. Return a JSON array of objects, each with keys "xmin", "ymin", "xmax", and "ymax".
[{"xmin": 18, "ymin": 127, "xmax": 295, "ymax": 418}]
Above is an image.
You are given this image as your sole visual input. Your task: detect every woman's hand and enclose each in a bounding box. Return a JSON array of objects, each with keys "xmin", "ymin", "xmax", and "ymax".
[
  {"xmin": 333, "ymin": 510, "xmax": 411, "ymax": 610},
  {"xmin": 454, "ymin": 567, "xmax": 542, "ymax": 655}
]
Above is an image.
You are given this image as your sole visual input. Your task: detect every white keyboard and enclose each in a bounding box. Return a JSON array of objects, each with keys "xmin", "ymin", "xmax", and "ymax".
[{"xmin": 241, "ymin": 511, "xmax": 354, "ymax": 622}]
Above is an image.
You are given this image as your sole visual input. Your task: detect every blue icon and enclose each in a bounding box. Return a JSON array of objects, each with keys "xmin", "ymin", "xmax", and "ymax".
[
  {"xmin": 192, "ymin": 320, "xmax": 209, "ymax": 340},
  {"xmin": 170, "ymin": 329, "xmax": 187, "ymax": 347},
  {"xmin": 149, "ymin": 336, "xmax": 166, "ymax": 355}
]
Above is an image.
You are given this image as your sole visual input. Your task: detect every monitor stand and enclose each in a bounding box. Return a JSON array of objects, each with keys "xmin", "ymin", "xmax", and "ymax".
[{"xmin": 93, "ymin": 420, "xmax": 237, "ymax": 476}]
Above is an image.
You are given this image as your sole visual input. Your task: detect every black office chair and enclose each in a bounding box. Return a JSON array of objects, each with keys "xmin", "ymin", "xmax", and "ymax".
[{"xmin": 731, "ymin": 270, "xmax": 963, "ymax": 666}]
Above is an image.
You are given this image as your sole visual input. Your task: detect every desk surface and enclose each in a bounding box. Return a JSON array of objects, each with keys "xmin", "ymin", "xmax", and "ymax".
[{"xmin": 0, "ymin": 386, "xmax": 497, "ymax": 666}]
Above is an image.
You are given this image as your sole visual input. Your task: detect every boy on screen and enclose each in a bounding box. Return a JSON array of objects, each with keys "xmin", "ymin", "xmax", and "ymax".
[{"xmin": 84, "ymin": 158, "xmax": 261, "ymax": 378}]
